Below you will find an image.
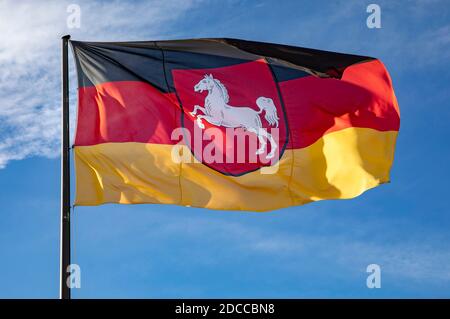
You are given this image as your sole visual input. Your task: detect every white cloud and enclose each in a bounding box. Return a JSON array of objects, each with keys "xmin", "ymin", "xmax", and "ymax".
[
  {"xmin": 196, "ymin": 214, "xmax": 449, "ymax": 284},
  {"xmin": 85, "ymin": 209, "xmax": 450, "ymax": 286},
  {"xmin": 0, "ymin": 0, "xmax": 201, "ymax": 168},
  {"xmin": 274, "ymin": 0, "xmax": 450, "ymax": 71},
  {"xmin": 242, "ymin": 228, "xmax": 450, "ymax": 284}
]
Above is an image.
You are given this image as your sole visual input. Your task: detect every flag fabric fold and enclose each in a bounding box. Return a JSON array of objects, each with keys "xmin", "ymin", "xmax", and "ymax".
[{"xmin": 71, "ymin": 38, "xmax": 399, "ymax": 211}]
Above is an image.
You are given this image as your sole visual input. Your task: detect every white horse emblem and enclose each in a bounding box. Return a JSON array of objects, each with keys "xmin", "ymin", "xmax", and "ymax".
[{"xmin": 190, "ymin": 74, "xmax": 280, "ymax": 159}]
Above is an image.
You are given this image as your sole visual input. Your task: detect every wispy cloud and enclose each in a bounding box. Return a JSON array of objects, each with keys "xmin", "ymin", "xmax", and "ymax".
[
  {"xmin": 0, "ymin": 0, "xmax": 201, "ymax": 168},
  {"xmin": 236, "ymin": 222, "xmax": 450, "ymax": 284},
  {"xmin": 248, "ymin": 232, "xmax": 450, "ymax": 284},
  {"xmin": 75, "ymin": 207, "xmax": 450, "ymax": 290}
]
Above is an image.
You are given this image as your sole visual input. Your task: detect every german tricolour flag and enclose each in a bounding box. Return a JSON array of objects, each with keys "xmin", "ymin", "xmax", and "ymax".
[{"xmin": 71, "ymin": 38, "xmax": 400, "ymax": 211}]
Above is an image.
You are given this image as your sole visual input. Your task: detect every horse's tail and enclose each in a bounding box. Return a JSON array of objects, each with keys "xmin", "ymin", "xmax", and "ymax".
[{"xmin": 256, "ymin": 97, "xmax": 279, "ymax": 127}]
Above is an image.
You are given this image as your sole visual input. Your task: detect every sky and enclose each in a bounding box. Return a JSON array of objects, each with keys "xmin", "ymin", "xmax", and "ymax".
[{"xmin": 0, "ymin": 0, "xmax": 449, "ymax": 298}]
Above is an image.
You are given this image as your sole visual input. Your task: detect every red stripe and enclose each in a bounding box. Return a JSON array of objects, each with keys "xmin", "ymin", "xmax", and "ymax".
[
  {"xmin": 75, "ymin": 82, "xmax": 180, "ymax": 146},
  {"xmin": 281, "ymin": 59, "xmax": 400, "ymax": 148},
  {"xmin": 75, "ymin": 60, "xmax": 399, "ymax": 148}
]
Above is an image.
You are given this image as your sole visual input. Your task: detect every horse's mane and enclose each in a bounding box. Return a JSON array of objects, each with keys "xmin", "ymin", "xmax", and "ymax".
[{"xmin": 213, "ymin": 79, "xmax": 229, "ymax": 103}]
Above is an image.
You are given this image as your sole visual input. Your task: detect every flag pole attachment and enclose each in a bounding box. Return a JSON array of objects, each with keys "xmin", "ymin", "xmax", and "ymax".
[{"xmin": 60, "ymin": 34, "xmax": 71, "ymax": 300}]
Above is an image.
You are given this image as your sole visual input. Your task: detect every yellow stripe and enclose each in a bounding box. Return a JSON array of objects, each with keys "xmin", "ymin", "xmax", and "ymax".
[{"xmin": 74, "ymin": 127, "xmax": 397, "ymax": 211}]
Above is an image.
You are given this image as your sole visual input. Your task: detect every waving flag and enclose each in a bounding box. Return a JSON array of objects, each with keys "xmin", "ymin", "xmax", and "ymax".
[{"xmin": 71, "ymin": 38, "xmax": 399, "ymax": 211}]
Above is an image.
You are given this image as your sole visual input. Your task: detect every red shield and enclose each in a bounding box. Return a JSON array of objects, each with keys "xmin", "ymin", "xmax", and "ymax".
[{"xmin": 172, "ymin": 59, "xmax": 289, "ymax": 176}]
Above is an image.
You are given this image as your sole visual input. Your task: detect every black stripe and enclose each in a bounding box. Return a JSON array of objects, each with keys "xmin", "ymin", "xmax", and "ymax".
[
  {"xmin": 71, "ymin": 38, "xmax": 375, "ymax": 91},
  {"xmin": 223, "ymin": 38, "xmax": 374, "ymax": 78},
  {"xmin": 71, "ymin": 41, "xmax": 166, "ymax": 91}
]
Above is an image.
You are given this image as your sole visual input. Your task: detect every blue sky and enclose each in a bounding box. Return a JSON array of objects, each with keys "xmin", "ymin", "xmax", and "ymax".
[{"xmin": 0, "ymin": 0, "xmax": 449, "ymax": 298}]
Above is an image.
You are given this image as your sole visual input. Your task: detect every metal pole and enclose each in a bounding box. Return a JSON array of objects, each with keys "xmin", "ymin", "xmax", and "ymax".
[{"xmin": 60, "ymin": 34, "xmax": 71, "ymax": 300}]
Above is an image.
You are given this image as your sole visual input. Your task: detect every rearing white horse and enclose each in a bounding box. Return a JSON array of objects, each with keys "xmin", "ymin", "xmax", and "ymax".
[{"xmin": 190, "ymin": 74, "xmax": 279, "ymax": 159}]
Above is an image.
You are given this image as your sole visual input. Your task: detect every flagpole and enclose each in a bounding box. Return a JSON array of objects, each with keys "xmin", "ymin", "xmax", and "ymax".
[{"xmin": 60, "ymin": 34, "xmax": 71, "ymax": 300}]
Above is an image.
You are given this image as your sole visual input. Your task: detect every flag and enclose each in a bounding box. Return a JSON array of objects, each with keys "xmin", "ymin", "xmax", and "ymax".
[{"xmin": 71, "ymin": 38, "xmax": 399, "ymax": 211}]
